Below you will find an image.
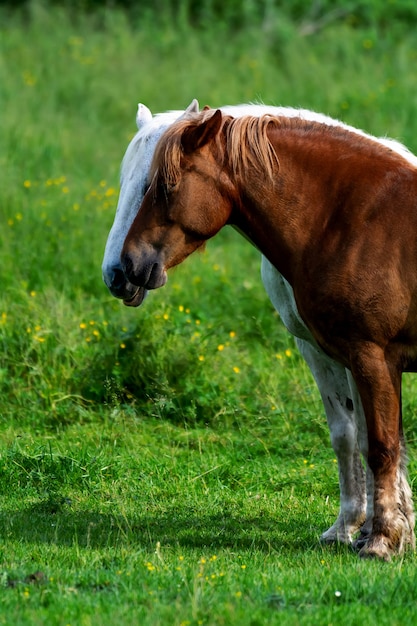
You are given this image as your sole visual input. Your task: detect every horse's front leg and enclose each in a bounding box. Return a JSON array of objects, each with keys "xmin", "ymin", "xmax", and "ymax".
[
  {"xmin": 351, "ymin": 345, "xmax": 415, "ymax": 560},
  {"xmin": 296, "ymin": 339, "xmax": 367, "ymax": 544}
]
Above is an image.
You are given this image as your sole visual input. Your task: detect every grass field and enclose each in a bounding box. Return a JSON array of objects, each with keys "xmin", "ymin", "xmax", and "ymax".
[{"xmin": 2, "ymin": 2, "xmax": 417, "ymax": 624}]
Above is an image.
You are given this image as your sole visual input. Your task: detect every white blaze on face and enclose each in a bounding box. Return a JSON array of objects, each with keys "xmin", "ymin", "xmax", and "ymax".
[
  {"xmin": 102, "ymin": 100, "xmax": 201, "ymax": 291},
  {"xmin": 102, "ymin": 109, "xmax": 180, "ymax": 288}
]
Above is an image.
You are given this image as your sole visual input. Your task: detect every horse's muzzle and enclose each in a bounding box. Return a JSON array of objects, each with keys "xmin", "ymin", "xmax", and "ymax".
[
  {"xmin": 102, "ymin": 264, "xmax": 149, "ymax": 307},
  {"xmin": 121, "ymin": 248, "xmax": 167, "ymax": 292}
]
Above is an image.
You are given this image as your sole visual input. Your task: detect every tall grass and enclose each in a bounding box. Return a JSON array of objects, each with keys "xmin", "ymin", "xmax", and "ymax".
[{"xmin": 2, "ymin": 2, "xmax": 417, "ymax": 624}]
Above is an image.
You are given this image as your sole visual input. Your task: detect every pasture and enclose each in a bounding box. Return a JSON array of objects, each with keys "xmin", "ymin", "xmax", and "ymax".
[{"xmin": 2, "ymin": 2, "xmax": 417, "ymax": 623}]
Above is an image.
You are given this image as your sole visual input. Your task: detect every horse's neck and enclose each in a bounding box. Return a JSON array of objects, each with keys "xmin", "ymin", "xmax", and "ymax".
[
  {"xmin": 230, "ymin": 138, "xmax": 329, "ymax": 281},
  {"xmin": 232, "ymin": 179, "xmax": 306, "ymax": 283}
]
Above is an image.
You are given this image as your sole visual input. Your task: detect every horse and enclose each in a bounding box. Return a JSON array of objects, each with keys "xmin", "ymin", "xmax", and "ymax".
[
  {"xmin": 120, "ymin": 105, "xmax": 417, "ymax": 560},
  {"xmin": 103, "ymin": 101, "xmax": 375, "ymax": 547},
  {"xmin": 103, "ymin": 100, "xmax": 412, "ymax": 551}
]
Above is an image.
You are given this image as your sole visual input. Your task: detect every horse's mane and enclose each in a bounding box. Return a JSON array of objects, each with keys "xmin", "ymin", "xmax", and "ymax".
[
  {"xmin": 150, "ymin": 109, "xmax": 282, "ymax": 186},
  {"xmin": 150, "ymin": 109, "xmax": 417, "ymax": 188}
]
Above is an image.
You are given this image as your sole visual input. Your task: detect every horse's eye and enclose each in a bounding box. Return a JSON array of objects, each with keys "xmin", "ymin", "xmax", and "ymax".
[{"xmin": 142, "ymin": 182, "xmax": 151, "ymax": 197}]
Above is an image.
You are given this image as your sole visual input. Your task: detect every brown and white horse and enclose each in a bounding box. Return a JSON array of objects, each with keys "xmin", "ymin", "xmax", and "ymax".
[{"xmin": 121, "ymin": 108, "xmax": 417, "ymax": 560}]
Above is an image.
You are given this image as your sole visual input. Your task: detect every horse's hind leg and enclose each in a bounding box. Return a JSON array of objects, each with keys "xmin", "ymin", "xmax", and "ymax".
[
  {"xmin": 261, "ymin": 260, "xmax": 367, "ymax": 544},
  {"xmin": 350, "ymin": 345, "xmax": 415, "ymax": 559},
  {"xmin": 345, "ymin": 369, "xmax": 374, "ymax": 545},
  {"xmin": 296, "ymin": 339, "xmax": 367, "ymax": 544}
]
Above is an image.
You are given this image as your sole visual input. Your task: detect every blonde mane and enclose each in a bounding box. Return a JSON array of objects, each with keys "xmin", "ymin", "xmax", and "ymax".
[
  {"xmin": 150, "ymin": 110, "xmax": 281, "ymax": 186},
  {"xmin": 149, "ymin": 109, "xmax": 417, "ymax": 195}
]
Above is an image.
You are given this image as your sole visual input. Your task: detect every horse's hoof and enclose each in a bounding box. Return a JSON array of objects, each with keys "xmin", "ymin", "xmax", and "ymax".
[
  {"xmin": 320, "ymin": 533, "xmax": 350, "ymax": 545},
  {"xmin": 358, "ymin": 536, "xmax": 392, "ymax": 561},
  {"xmin": 359, "ymin": 548, "xmax": 391, "ymax": 561},
  {"xmin": 320, "ymin": 521, "xmax": 354, "ymax": 545},
  {"xmin": 320, "ymin": 530, "xmax": 343, "ymax": 545}
]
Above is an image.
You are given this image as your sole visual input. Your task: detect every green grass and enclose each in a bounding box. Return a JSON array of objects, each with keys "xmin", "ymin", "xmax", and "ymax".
[{"xmin": 2, "ymin": 2, "xmax": 417, "ymax": 624}]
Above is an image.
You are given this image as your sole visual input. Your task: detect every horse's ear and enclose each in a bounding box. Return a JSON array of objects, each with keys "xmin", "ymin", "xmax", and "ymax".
[
  {"xmin": 179, "ymin": 99, "xmax": 199, "ymax": 120},
  {"xmin": 202, "ymin": 105, "xmax": 211, "ymax": 111},
  {"xmin": 187, "ymin": 98, "xmax": 199, "ymax": 114},
  {"xmin": 182, "ymin": 109, "xmax": 223, "ymax": 153},
  {"xmin": 136, "ymin": 103, "xmax": 152, "ymax": 129}
]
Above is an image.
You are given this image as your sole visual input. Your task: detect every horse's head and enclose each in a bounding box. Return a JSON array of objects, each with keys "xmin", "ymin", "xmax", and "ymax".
[
  {"xmin": 102, "ymin": 99, "xmax": 200, "ymax": 306},
  {"xmin": 121, "ymin": 109, "xmax": 235, "ymax": 301}
]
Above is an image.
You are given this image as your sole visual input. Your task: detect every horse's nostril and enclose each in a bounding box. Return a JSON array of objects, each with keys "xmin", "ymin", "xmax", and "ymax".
[{"xmin": 111, "ymin": 267, "xmax": 126, "ymax": 290}]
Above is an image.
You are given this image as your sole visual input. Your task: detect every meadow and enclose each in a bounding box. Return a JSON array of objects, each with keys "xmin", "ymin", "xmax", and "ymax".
[{"xmin": 2, "ymin": 1, "xmax": 417, "ymax": 624}]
